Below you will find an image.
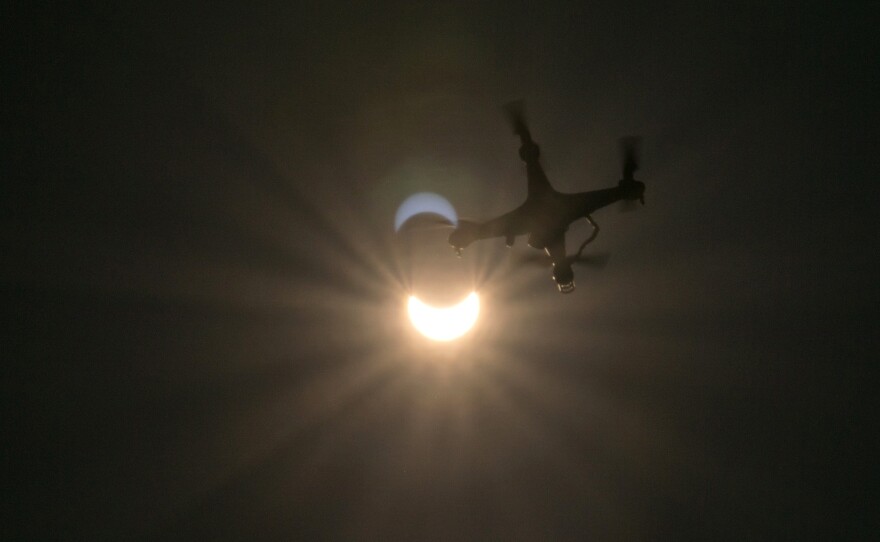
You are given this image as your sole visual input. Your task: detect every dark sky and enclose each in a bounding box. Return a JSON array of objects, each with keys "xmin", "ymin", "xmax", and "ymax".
[{"xmin": 4, "ymin": 2, "xmax": 878, "ymax": 539}]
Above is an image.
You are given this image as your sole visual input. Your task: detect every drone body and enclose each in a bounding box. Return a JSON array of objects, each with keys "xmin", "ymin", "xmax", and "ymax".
[{"xmin": 449, "ymin": 102, "xmax": 646, "ymax": 293}]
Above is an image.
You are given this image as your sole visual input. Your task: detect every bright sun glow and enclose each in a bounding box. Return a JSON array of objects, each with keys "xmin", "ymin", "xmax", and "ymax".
[{"xmin": 407, "ymin": 292, "xmax": 480, "ymax": 342}]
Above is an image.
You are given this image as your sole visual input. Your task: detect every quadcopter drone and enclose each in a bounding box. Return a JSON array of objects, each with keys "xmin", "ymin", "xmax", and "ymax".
[{"xmin": 449, "ymin": 101, "xmax": 646, "ymax": 293}]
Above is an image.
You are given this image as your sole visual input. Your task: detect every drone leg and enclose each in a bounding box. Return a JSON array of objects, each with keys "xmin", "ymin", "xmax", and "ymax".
[{"xmin": 573, "ymin": 216, "xmax": 599, "ymax": 260}]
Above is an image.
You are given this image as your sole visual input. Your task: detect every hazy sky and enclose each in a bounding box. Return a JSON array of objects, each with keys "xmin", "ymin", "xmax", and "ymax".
[{"xmin": 4, "ymin": 2, "xmax": 877, "ymax": 539}]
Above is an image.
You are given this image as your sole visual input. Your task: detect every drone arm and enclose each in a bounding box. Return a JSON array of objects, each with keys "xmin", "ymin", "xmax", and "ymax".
[
  {"xmin": 449, "ymin": 208, "xmax": 526, "ymax": 253},
  {"xmin": 570, "ymin": 186, "xmax": 626, "ymax": 216},
  {"xmin": 475, "ymin": 210, "xmax": 524, "ymax": 241}
]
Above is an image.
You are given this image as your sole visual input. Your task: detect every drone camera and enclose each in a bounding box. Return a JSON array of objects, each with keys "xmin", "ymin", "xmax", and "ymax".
[
  {"xmin": 552, "ymin": 262, "xmax": 575, "ymax": 293},
  {"xmin": 557, "ymin": 281, "xmax": 576, "ymax": 294}
]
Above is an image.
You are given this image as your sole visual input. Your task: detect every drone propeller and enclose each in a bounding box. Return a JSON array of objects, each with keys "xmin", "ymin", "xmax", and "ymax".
[
  {"xmin": 503, "ymin": 100, "xmax": 532, "ymax": 140},
  {"xmin": 618, "ymin": 136, "xmax": 643, "ymax": 212},
  {"xmin": 512, "ymin": 251, "xmax": 611, "ymax": 270},
  {"xmin": 621, "ymin": 136, "xmax": 640, "ymax": 180}
]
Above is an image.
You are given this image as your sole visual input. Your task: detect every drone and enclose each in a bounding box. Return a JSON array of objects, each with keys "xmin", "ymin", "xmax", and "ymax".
[{"xmin": 448, "ymin": 101, "xmax": 646, "ymax": 293}]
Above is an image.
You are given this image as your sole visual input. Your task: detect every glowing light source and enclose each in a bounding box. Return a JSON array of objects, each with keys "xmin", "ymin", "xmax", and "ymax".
[
  {"xmin": 407, "ymin": 292, "xmax": 480, "ymax": 341},
  {"xmin": 394, "ymin": 192, "xmax": 458, "ymax": 231}
]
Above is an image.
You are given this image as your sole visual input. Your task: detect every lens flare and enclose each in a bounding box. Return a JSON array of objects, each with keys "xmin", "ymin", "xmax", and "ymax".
[{"xmin": 407, "ymin": 292, "xmax": 480, "ymax": 341}]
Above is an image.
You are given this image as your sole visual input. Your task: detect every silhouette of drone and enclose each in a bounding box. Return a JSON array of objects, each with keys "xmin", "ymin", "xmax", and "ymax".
[{"xmin": 449, "ymin": 101, "xmax": 645, "ymax": 293}]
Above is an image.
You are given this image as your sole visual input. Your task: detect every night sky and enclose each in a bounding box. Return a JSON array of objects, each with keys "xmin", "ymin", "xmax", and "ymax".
[{"xmin": 4, "ymin": 2, "xmax": 878, "ymax": 539}]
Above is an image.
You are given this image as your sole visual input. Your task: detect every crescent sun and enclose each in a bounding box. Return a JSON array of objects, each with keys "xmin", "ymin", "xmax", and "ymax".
[
  {"xmin": 394, "ymin": 192, "xmax": 458, "ymax": 232},
  {"xmin": 407, "ymin": 292, "xmax": 480, "ymax": 341}
]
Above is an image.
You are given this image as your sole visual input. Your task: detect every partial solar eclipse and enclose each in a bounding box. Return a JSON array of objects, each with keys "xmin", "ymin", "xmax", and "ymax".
[
  {"xmin": 407, "ymin": 292, "xmax": 480, "ymax": 341},
  {"xmin": 394, "ymin": 192, "xmax": 458, "ymax": 232}
]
